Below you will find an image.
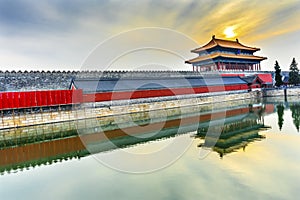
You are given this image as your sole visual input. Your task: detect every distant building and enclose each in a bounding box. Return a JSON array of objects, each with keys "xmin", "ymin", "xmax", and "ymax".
[
  {"xmin": 185, "ymin": 35, "xmax": 267, "ymax": 72},
  {"xmin": 241, "ymin": 74, "xmax": 273, "ymax": 89}
]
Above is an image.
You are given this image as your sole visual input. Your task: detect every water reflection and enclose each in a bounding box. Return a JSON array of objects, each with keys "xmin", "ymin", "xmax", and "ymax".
[
  {"xmin": 0, "ymin": 100, "xmax": 276, "ymax": 174},
  {"xmin": 264, "ymin": 96, "xmax": 300, "ymax": 132},
  {"xmin": 290, "ymin": 103, "xmax": 300, "ymax": 132},
  {"xmin": 276, "ymin": 104, "xmax": 284, "ymax": 130},
  {"xmin": 196, "ymin": 109, "xmax": 269, "ymax": 158}
]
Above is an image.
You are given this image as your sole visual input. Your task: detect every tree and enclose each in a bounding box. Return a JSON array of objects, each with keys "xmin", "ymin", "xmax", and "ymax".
[
  {"xmin": 276, "ymin": 104, "xmax": 284, "ymax": 131},
  {"xmin": 274, "ymin": 61, "xmax": 283, "ymax": 87},
  {"xmin": 289, "ymin": 58, "xmax": 300, "ymax": 85}
]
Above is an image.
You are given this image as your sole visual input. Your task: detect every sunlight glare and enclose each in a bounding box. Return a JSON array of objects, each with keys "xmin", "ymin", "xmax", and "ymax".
[{"xmin": 224, "ymin": 26, "xmax": 237, "ymax": 38}]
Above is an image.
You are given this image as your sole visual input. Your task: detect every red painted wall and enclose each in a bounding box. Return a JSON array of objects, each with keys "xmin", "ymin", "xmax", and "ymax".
[
  {"xmin": 0, "ymin": 89, "xmax": 83, "ymax": 110},
  {"xmin": 0, "ymin": 84, "xmax": 249, "ymax": 110},
  {"xmin": 83, "ymin": 84, "xmax": 249, "ymax": 103}
]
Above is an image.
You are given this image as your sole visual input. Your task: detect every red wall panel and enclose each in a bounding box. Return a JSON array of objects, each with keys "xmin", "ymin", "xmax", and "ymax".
[
  {"xmin": 25, "ymin": 92, "xmax": 32, "ymax": 108},
  {"xmin": 41, "ymin": 91, "xmax": 48, "ymax": 106},
  {"xmin": 51, "ymin": 90, "xmax": 57, "ymax": 105},
  {"xmin": 47, "ymin": 91, "xmax": 52, "ymax": 106},
  {"xmin": 66, "ymin": 90, "xmax": 72, "ymax": 104},
  {"xmin": 36, "ymin": 91, "xmax": 42, "ymax": 107},
  {"xmin": 0, "ymin": 93, "xmax": 2, "ymax": 109},
  {"xmin": 1, "ymin": 93, "xmax": 6, "ymax": 109},
  {"xmin": 82, "ymin": 84, "xmax": 248, "ymax": 103},
  {"xmin": 19, "ymin": 92, "xmax": 25, "ymax": 108},
  {"xmin": 7, "ymin": 92, "xmax": 13, "ymax": 109},
  {"xmin": 78, "ymin": 89, "xmax": 83, "ymax": 103},
  {"xmin": 73, "ymin": 89, "xmax": 83, "ymax": 103},
  {"xmin": 60, "ymin": 90, "xmax": 67, "ymax": 105},
  {"xmin": 13, "ymin": 92, "xmax": 19, "ymax": 108},
  {"xmin": 56, "ymin": 90, "xmax": 61, "ymax": 105},
  {"xmin": 28, "ymin": 91, "xmax": 36, "ymax": 107}
]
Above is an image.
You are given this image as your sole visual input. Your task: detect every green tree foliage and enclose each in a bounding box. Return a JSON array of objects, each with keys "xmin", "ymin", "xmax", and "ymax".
[
  {"xmin": 274, "ymin": 61, "xmax": 283, "ymax": 87},
  {"xmin": 276, "ymin": 104, "xmax": 284, "ymax": 130},
  {"xmin": 289, "ymin": 58, "xmax": 300, "ymax": 85},
  {"xmin": 290, "ymin": 103, "xmax": 300, "ymax": 132}
]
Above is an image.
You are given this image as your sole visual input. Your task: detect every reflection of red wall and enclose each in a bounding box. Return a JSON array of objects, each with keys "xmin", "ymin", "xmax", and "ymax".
[
  {"xmin": 0, "ymin": 137, "xmax": 85, "ymax": 167},
  {"xmin": 265, "ymin": 104, "xmax": 275, "ymax": 114},
  {"xmin": 0, "ymin": 106, "xmax": 253, "ymax": 169},
  {"xmin": 0, "ymin": 104, "xmax": 255, "ymax": 170}
]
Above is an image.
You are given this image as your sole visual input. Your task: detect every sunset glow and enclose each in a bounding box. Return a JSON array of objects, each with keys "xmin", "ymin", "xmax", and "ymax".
[
  {"xmin": 224, "ymin": 26, "xmax": 237, "ymax": 38},
  {"xmin": 0, "ymin": 0, "xmax": 300, "ymax": 71}
]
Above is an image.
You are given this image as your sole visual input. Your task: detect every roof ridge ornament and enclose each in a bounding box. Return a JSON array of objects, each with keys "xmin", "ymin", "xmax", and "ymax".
[
  {"xmin": 212, "ymin": 35, "xmax": 216, "ymax": 39},
  {"xmin": 236, "ymin": 38, "xmax": 239, "ymax": 42}
]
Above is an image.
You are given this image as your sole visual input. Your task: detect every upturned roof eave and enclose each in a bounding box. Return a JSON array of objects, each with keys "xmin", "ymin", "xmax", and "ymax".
[
  {"xmin": 185, "ymin": 54, "xmax": 267, "ymax": 64},
  {"xmin": 191, "ymin": 44, "xmax": 260, "ymax": 53}
]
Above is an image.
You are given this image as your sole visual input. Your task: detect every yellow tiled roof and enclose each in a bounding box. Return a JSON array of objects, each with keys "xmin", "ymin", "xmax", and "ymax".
[{"xmin": 191, "ymin": 37, "xmax": 260, "ymax": 53}]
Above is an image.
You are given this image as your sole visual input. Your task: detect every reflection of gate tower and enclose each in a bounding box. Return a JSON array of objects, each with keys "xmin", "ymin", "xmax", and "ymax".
[
  {"xmin": 185, "ymin": 35, "xmax": 267, "ymax": 72},
  {"xmin": 196, "ymin": 111, "xmax": 269, "ymax": 158}
]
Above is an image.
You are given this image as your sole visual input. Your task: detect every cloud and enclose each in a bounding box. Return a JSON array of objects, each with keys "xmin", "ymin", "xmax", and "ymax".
[{"xmin": 0, "ymin": 0, "xmax": 300, "ymax": 70}]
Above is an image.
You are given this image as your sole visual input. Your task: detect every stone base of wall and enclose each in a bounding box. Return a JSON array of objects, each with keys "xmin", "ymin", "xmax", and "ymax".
[{"xmin": 264, "ymin": 87, "xmax": 300, "ymax": 97}]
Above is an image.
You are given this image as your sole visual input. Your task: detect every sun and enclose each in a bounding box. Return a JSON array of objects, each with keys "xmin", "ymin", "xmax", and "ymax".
[{"xmin": 224, "ymin": 26, "xmax": 237, "ymax": 38}]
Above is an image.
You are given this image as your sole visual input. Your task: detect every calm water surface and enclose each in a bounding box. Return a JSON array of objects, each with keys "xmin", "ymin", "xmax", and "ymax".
[{"xmin": 1, "ymin": 100, "xmax": 300, "ymax": 200}]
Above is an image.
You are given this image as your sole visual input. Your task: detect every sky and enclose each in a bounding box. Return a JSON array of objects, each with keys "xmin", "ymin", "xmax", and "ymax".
[{"xmin": 0, "ymin": 0, "xmax": 300, "ymax": 71}]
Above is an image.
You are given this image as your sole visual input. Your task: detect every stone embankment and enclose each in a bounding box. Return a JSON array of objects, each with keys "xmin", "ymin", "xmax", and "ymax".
[{"xmin": 264, "ymin": 87, "xmax": 300, "ymax": 97}]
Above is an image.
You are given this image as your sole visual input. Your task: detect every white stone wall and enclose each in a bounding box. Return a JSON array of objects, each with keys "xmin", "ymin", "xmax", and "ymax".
[{"xmin": 264, "ymin": 88, "xmax": 300, "ymax": 97}]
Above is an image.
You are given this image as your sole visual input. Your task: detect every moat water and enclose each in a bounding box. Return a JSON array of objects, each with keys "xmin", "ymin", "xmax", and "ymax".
[{"xmin": 1, "ymin": 98, "xmax": 300, "ymax": 200}]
